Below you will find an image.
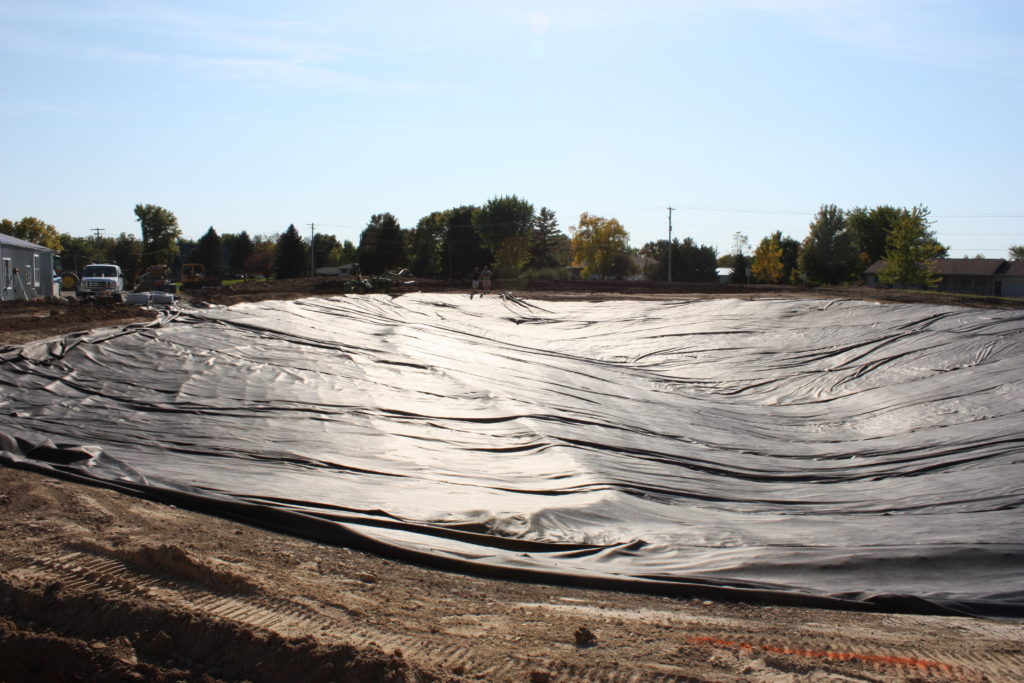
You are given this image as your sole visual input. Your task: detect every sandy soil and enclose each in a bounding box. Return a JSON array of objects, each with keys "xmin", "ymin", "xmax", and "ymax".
[
  {"xmin": 2, "ymin": 279, "xmax": 1023, "ymax": 681},
  {"xmin": 3, "ymin": 465, "xmax": 1022, "ymax": 682}
]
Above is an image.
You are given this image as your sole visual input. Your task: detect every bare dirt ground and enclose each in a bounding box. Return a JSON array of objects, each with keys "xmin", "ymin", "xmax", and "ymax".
[
  {"xmin": 3, "ymin": 466, "xmax": 1023, "ymax": 682},
  {"xmin": 2, "ymin": 279, "xmax": 1023, "ymax": 681}
]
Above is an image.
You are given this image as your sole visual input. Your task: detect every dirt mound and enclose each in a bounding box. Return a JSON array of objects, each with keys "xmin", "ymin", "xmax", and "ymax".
[{"xmin": 0, "ymin": 299, "xmax": 154, "ymax": 347}]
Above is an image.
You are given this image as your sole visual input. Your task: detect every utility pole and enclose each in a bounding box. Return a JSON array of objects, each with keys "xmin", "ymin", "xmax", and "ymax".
[
  {"xmin": 308, "ymin": 223, "xmax": 315, "ymax": 277},
  {"xmin": 667, "ymin": 207, "xmax": 674, "ymax": 283},
  {"xmin": 90, "ymin": 227, "xmax": 104, "ymax": 241}
]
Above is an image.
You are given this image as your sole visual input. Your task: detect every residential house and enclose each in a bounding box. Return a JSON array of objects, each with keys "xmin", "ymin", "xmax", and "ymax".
[
  {"xmin": 865, "ymin": 258, "xmax": 1022, "ymax": 298},
  {"xmin": 995, "ymin": 260, "xmax": 1024, "ymax": 298},
  {"xmin": 1, "ymin": 232, "xmax": 57, "ymax": 302}
]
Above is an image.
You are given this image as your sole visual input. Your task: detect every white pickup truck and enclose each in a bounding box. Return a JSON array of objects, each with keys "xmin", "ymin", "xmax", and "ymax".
[{"xmin": 77, "ymin": 263, "xmax": 125, "ymax": 300}]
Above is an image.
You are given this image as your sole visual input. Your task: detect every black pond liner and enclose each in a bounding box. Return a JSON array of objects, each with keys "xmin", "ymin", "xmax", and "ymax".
[{"xmin": 1, "ymin": 294, "xmax": 1022, "ymax": 619}]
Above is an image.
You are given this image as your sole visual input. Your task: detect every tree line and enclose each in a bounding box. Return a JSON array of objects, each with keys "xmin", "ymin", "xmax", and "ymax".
[{"xmin": 4, "ymin": 200, "xmax": 1019, "ymax": 289}]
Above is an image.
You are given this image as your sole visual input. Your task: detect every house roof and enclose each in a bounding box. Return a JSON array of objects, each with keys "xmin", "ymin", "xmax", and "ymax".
[
  {"xmin": 931, "ymin": 258, "xmax": 1005, "ymax": 276},
  {"xmin": 997, "ymin": 260, "xmax": 1024, "ymax": 277},
  {"xmin": 0, "ymin": 232, "xmax": 54, "ymax": 252},
  {"xmin": 867, "ymin": 258, "xmax": 1006, "ymax": 277}
]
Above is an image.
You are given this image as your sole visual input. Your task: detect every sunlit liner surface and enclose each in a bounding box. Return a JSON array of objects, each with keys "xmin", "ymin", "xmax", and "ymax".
[{"xmin": 1, "ymin": 294, "xmax": 1022, "ymax": 617}]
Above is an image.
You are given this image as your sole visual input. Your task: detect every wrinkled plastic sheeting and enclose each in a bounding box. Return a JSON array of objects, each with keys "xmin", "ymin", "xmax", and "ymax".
[{"xmin": 1, "ymin": 294, "xmax": 1022, "ymax": 618}]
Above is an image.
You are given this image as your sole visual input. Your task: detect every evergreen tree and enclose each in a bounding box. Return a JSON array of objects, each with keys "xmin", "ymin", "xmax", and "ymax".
[
  {"xmin": 196, "ymin": 226, "xmax": 223, "ymax": 277},
  {"xmin": 529, "ymin": 207, "xmax": 565, "ymax": 268},
  {"xmin": 275, "ymin": 224, "xmax": 308, "ymax": 279}
]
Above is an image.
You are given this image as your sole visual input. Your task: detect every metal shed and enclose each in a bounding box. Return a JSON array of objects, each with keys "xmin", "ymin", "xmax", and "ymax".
[{"xmin": 1, "ymin": 232, "xmax": 56, "ymax": 301}]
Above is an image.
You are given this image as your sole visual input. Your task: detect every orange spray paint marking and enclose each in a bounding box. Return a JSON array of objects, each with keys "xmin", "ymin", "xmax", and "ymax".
[{"xmin": 690, "ymin": 636, "xmax": 968, "ymax": 678}]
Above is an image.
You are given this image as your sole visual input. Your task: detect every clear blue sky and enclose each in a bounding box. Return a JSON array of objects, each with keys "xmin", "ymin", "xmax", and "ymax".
[{"xmin": 2, "ymin": 0, "xmax": 1022, "ymax": 258}]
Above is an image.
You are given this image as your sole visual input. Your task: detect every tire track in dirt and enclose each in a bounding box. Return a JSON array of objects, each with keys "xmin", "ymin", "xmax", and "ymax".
[
  {"xmin": 1, "ymin": 546, "xmax": 328, "ymax": 638},
  {"xmin": 4, "ymin": 545, "xmax": 1022, "ymax": 682}
]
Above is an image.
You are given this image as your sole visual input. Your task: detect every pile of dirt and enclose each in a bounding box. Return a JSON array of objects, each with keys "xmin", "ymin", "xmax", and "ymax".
[{"xmin": 0, "ymin": 299, "xmax": 154, "ymax": 347}]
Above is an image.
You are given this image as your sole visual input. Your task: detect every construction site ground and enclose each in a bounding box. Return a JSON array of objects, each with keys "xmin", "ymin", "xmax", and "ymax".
[{"xmin": 1, "ymin": 277, "xmax": 1022, "ymax": 682}]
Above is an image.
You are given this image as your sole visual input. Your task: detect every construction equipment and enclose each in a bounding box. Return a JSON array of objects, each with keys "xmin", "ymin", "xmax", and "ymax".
[
  {"xmin": 136, "ymin": 265, "xmax": 178, "ymax": 294},
  {"xmin": 180, "ymin": 263, "xmax": 221, "ymax": 289}
]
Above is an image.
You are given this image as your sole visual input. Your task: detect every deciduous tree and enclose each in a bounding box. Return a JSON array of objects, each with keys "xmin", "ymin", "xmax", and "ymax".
[
  {"xmin": 410, "ymin": 211, "xmax": 447, "ymax": 278},
  {"xmin": 570, "ymin": 213, "xmax": 634, "ymax": 279},
  {"xmin": 109, "ymin": 233, "xmax": 142, "ymax": 285},
  {"xmin": 442, "ymin": 205, "xmax": 490, "ymax": 278},
  {"xmin": 312, "ymin": 233, "xmax": 341, "ymax": 269},
  {"xmin": 357, "ymin": 213, "xmax": 407, "ymax": 274},
  {"xmin": 473, "ymin": 195, "xmax": 534, "ymax": 273},
  {"xmin": 135, "ymin": 204, "xmax": 182, "ymax": 269},
  {"xmin": 798, "ymin": 204, "xmax": 858, "ymax": 285},
  {"xmin": 1008, "ymin": 245, "xmax": 1024, "ymax": 261},
  {"xmin": 751, "ymin": 232, "xmax": 785, "ymax": 284},
  {"xmin": 878, "ymin": 208, "xmax": 945, "ymax": 289},
  {"xmin": 1, "ymin": 217, "xmax": 63, "ymax": 251}
]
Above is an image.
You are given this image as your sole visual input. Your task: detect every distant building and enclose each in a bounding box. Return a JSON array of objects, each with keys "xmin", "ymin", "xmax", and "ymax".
[
  {"xmin": 315, "ymin": 263, "xmax": 359, "ymax": 277},
  {"xmin": 865, "ymin": 258, "xmax": 1024, "ymax": 298},
  {"xmin": 716, "ymin": 267, "xmax": 732, "ymax": 283},
  {"xmin": 1, "ymin": 232, "xmax": 57, "ymax": 301}
]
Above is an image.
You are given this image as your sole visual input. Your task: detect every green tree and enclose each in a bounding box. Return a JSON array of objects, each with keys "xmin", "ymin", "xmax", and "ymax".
[
  {"xmin": 798, "ymin": 204, "xmax": 858, "ymax": 285},
  {"xmin": 312, "ymin": 233, "xmax": 342, "ymax": 269},
  {"xmin": 223, "ymin": 231, "xmax": 254, "ymax": 276},
  {"xmin": 641, "ymin": 238, "xmax": 717, "ymax": 282},
  {"xmin": 357, "ymin": 213, "xmax": 407, "ymax": 275},
  {"xmin": 275, "ymin": 225, "xmax": 308, "ymax": 279},
  {"xmin": 473, "ymin": 195, "xmax": 534, "ymax": 273},
  {"xmin": 730, "ymin": 253, "xmax": 750, "ymax": 283},
  {"xmin": 410, "ymin": 211, "xmax": 448, "ymax": 278},
  {"xmin": 109, "ymin": 233, "xmax": 142, "ymax": 285},
  {"xmin": 1, "ymin": 217, "xmax": 63, "ymax": 251},
  {"xmin": 847, "ymin": 205, "xmax": 943, "ymax": 267},
  {"xmin": 570, "ymin": 213, "xmax": 634, "ymax": 279},
  {"xmin": 878, "ymin": 209, "xmax": 945, "ymax": 289},
  {"xmin": 328, "ymin": 240, "xmax": 358, "ymax": 268},
  {"xmin": 1008, "ymin": 245, "xmax": 1024, "ymax": 261},
  {"xmin": 58, "ymin": 234, "xmax": 104, "ymax": 272},
  {"xmin": 134, "ymin": 204, "xmax": 182, "ymax": 269},
  {"xmin": 442, "ymin": 205, "xmax": 490, "ymax": 278},
  {"xmin": 529, "ymin": 207, "xmax": 566, "ymax": 268},
  {"xmin": 196, "ymin": 227, "xmax": 224, "ymax": 277}
]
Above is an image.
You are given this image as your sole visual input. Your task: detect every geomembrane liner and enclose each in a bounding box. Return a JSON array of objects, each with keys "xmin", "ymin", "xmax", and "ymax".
[{"xmin": 2, "ymin": 294, "xmax": 1022, "ymax": 617}]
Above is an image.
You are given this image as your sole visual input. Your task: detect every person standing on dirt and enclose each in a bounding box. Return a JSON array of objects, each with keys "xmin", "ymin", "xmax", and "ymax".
[
  {"xmin": 480, "ymin": 266, "xmax": 492, "ymax": 291},
  {"xmin": 471, "ymin": 267, "xmax": 480, "ymax": 292}
]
